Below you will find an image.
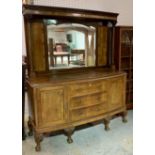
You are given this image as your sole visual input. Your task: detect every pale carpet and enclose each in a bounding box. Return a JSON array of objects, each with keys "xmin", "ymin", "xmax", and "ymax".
[{"xmin": 22, "ymin": 110, "xmax": 133, "ymax": 155}]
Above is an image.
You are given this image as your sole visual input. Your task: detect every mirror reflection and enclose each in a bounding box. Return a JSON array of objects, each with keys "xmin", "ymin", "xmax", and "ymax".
[{"xmin": 46, "ymin": 20, "xmax": 96, "ymax": 69}]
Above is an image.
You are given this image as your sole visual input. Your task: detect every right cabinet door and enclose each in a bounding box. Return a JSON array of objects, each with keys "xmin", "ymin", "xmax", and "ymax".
[{"xmin": 108, "ymin": 76, "xmax": 126, "ymax": 111}]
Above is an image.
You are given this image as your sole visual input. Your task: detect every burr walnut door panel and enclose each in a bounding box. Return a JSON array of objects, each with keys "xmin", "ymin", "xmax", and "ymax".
[
  {"xmin": 97, "ymin": 26, "xmax": 108, "ymax": 66},
  {"xmin": 28, "ymin": 20, "xmax": 48, "ymax": 72},
  {"xmin": 37, "ymin": 87, "xmax": 67, "ymax": 128},
  {"xmin": 108, "ymin": 76, "xmax": 126, "ymax": 111}
]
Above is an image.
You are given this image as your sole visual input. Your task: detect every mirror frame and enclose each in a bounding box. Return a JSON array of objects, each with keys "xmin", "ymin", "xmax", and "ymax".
[{"xmin": 23, "ymin": 4, "xmax": 118, "ymax": 77}]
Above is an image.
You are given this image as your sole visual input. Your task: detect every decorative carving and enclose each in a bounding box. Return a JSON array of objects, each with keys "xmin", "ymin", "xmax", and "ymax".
[{"xmin": 27, "ymin": 117, "xmax": 33, "ymax": 136}]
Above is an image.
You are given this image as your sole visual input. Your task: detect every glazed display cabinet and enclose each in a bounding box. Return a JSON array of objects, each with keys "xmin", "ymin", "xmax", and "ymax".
[{"xmin": 114, "ymin": 26, "xmax": 133, "ymax": 109}]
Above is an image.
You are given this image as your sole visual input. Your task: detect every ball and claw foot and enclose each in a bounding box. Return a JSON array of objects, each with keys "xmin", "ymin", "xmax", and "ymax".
[
  {"xmin": 35, "ymin": 145, "xmax": 41, "ymax": 152},
  {"xmin": 65, "ymin": 128, "xmax": 74, "ymax": 144},
  {"xmin": 34, "ymin": 133, "xmax": 43, "ymax": 152},
  {"xmin": 67, "ymin": 136, "xmax": 73, "ymax": 144},
  {"xmin": 105, "ymin": 125, "xmax": 110, "ymax": 131},
  {"xmin": 122, "ymin": 116, "xmax": 128, "ymax": 123}
]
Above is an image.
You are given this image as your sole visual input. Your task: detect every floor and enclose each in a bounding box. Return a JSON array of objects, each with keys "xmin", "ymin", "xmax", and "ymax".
[{"xmin": 22, "ymin": 110, "xmax": 133, "ymax": 155}]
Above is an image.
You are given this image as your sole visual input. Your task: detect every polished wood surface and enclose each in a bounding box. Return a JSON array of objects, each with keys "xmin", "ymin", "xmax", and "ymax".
[
  {"xmin": 28, "ymin": 68, "xmax": 124, "ymax": 85},
  {"xmin": 97, "ymin": 26, "xmax": 108, "ymax": 66},
  {"xmin": 37, "ymin": 86, "xmax": 67, "ymax": 128},
  {"xmin": 25, "ymin": 20, "xmax": 48, "ymax": 73}
]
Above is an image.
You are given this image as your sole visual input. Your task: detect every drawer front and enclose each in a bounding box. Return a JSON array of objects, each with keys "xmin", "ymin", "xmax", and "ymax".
[
  {"xmin": 69, "ymin": 80, "xmax": 107, "ymax": 97},
  {"xmin": 70, "ymin": 103, "xmax": 107, "ymax": 121},
  {"xmin": 70, "ymin": 91, "xmax": 107, "ymax": 109},
  {"xmin": 68, "ymin": 79, "xmax": 108, "ymax": 121}
]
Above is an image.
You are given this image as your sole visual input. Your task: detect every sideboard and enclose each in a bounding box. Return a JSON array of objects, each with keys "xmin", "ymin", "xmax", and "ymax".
[
  {"xmin": 27, "ymin": 69, "xmax": 127, "ymax": 151},
  {"xmin": 23, "ymin": 4, "xmax": 127, "ymax": 151}
]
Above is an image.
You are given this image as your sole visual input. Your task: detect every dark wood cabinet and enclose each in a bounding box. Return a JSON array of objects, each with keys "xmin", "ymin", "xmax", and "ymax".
[
  {"xmin": 23, "ymin": 5, "xmax": 127, "ymax": 152},
  {"xmin": 114, "ymin": 26, "xmax": 133, "ymax": 109}
]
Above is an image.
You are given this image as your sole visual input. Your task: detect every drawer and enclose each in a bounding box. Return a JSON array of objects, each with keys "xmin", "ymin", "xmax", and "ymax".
[
  {"xmin": 69, "ymin": 80, "xmax": 107, "ymax": 97},
  {"xmin": 70, "ymin": 103, "xmax": 107, "ymax": 121},
  {"xmin": 70, "ymin": 91, "xmax": 108, "ymax": 109}
]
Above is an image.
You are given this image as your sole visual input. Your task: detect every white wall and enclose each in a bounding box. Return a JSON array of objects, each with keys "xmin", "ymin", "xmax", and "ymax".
[
  {"xmin": 48, "ymin": 31, "xmax": 67, "ymax": 44},
  {"xmin": 22, "ymin": 0, "xmax": 133, "ymax": 54},
  {"xmin": 68, "ymin": 31, "xmax": 85, "ymax": 49},
  {"xmin": 33, "ymin": 0, "xmax": 133, "ymax": 25},
  {"xmin": 22, "ymin": 18, "xmax": 26, "ymax": 55},
  {"xmin": 75, "ymin": 31, "xmax": 85, "ymax": 49}
]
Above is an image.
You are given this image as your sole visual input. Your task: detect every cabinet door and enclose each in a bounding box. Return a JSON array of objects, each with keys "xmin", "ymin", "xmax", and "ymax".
[
  {"xmin": 37, "ymin": 87, "xmax": 67, "ymax": 128},
  {"xmin": 108, "ymin": 76, "xmax": 126, "ymax": 111}
]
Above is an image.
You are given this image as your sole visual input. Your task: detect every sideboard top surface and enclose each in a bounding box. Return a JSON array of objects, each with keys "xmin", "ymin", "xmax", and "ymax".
[{"xmin": 28, "ymin": 69, "xmax": 126, "ymax": 87}]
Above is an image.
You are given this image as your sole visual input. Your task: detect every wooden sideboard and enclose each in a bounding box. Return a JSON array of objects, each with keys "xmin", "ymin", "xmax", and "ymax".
[
  {"xmin": 27, "ymin": 69, "xmax": 127, "ymax": 151},
  {"xmin": 23, "ymin": 5, "xmax": 127, "ymax": 152}
]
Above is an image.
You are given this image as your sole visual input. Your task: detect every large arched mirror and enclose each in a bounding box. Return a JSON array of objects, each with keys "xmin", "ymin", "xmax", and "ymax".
[{"xmin": 46, "ymin": 20, "xmax": 96, "ymax": 69}]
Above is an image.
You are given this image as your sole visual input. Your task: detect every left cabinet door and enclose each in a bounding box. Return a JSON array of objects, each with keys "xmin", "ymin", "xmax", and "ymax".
[{"xmin": 36, "ymin": 86, "xmax": 67, "ymax": 128}]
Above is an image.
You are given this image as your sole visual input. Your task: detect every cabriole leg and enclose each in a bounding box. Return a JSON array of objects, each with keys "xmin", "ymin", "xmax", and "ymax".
[
  {"xmin": 122, "ymin": 111, "xmax": 128, "ymax": 123},
  {"xmin": 64, "ymin": 128, "xmax": 75, "ymax": 144},
  {"xmin": 103, "ymin": 117, "xmax": 111, "ymax": 131},
  {"xmin": 34, "ymin": 132, "xmax": 43, "ymax": 152}
]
